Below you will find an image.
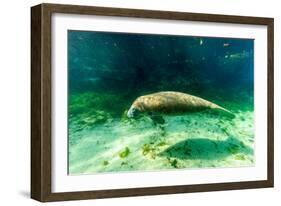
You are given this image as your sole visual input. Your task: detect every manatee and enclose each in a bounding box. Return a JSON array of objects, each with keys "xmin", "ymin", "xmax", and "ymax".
[{"xmin": 127, "ymin": 91, "xmax": 234, "ymax": 118}]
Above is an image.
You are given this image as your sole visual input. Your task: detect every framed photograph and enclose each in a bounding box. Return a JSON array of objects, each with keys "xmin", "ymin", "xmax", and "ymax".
[{"xmin": 31, "ymin": 3, "xmax": 274, "ymax": 202}]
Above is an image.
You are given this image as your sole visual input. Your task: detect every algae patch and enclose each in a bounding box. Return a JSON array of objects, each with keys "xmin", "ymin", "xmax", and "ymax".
[{"xmin": 119, "ymin": 147, "xmax": 130, "ymax": 158}]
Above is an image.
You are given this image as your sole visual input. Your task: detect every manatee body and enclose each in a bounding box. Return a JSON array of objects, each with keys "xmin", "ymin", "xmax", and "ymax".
[{"xmin": 127, "ymin": 91, "xmax": 234, "ymax": 118}]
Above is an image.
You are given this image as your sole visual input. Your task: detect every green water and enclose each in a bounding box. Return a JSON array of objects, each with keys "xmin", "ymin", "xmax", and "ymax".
[{"xmin": 68, "ymin": 31, "xmax": 254, "ymax": 174}]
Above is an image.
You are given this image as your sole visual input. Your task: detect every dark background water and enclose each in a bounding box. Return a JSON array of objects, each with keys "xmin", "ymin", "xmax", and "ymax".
[{"xmin": 68, "ymin": 30, "xmax": 254, "ymax": 116}]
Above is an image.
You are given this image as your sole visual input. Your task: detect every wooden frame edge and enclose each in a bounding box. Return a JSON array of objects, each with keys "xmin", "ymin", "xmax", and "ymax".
[
  {"xmin": 31, "ymin": 3, "xmax": 274, "ymax": 202},
  {"xmin": 31, "ymin": 4, "xmax": 43, "ymax": 201},
  {"xmin": 42, "ymin": 180, "xmax": 272, "ymax": 202},
  {"xmin": 267, "ymin": 18, "xmax": 274, "ymax": 187},
  {"xmin": 41, "ymin": 3, "xmax": 274, "ymax": 24},
  {"xmin": 31, "ymin": 3, "xmax": 53, "ymax": 202}
]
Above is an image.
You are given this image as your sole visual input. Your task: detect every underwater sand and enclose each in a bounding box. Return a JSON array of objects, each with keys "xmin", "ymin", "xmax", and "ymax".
[{"xmin": 68, "ymin": 99, "xmax": 254, "ymax": 175}]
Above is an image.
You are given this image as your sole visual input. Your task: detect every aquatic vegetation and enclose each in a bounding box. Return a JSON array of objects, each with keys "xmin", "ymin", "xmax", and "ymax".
[
  {"xmin": 235, "ymin": 154, "xmax": 245, "ymax": 160},
  {"xmin": 141, "ymin": 143, "xmax": 157, "ymax": 159},
  {"xmin": 82, "ymin": 111, "xmax": 111, "ymax": 125},
  {"xmin": 119, "ymin": 147, "xmax": 130, "ymax": 158},
  {"xmin": 142, "ymin": 144, "xmax": 152, "ymax": 156},
  {"xmin": 220, "ymin": 126, "xmax": 230, "ymax": 136},
  {"xmin": 168, "ymin": 158, "xmax": 179, "ymax": 168},
  {"xmin": 121, "ymin": 162, "xmax": 127, "ymax": 165},
  {"xmin": 227, "ymin": 144, "xmax": 240, "ymax": 154},
  {"xmin": 103, "ymin": 160, "xmax": 109, "ymax": 166},
  {"xmin": 156, "ymin": 141, "xmax": 167, "ymax": 147},
  {"xmin": 69, "ymin": 92, "xmax": 131, "ymax": 118},
  {"xmin": 121, "ymin": 110, "xmax": 130, "ymax": 121}
]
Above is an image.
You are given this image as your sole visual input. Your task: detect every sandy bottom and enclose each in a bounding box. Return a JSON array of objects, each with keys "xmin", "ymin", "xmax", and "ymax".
[{"xmin": 68, "ymin": 109, "xmax": 254, "ymax": 175}]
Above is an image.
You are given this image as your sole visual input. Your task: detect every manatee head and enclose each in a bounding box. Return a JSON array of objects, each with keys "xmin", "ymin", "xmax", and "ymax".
[{"xmin": 127, "ymin": 106, "xmax": 141, "ymax": 118}]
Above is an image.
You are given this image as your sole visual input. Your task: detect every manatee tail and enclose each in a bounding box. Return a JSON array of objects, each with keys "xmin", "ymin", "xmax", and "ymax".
[{"xmin": 210, "ymin": 104, "xmax": 235, "ymax": 118}]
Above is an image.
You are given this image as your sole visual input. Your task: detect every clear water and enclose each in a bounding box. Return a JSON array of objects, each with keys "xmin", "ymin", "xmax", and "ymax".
[{"xmin": 68, "ymin": 30, "xmax": 254, "ymax": 174}]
